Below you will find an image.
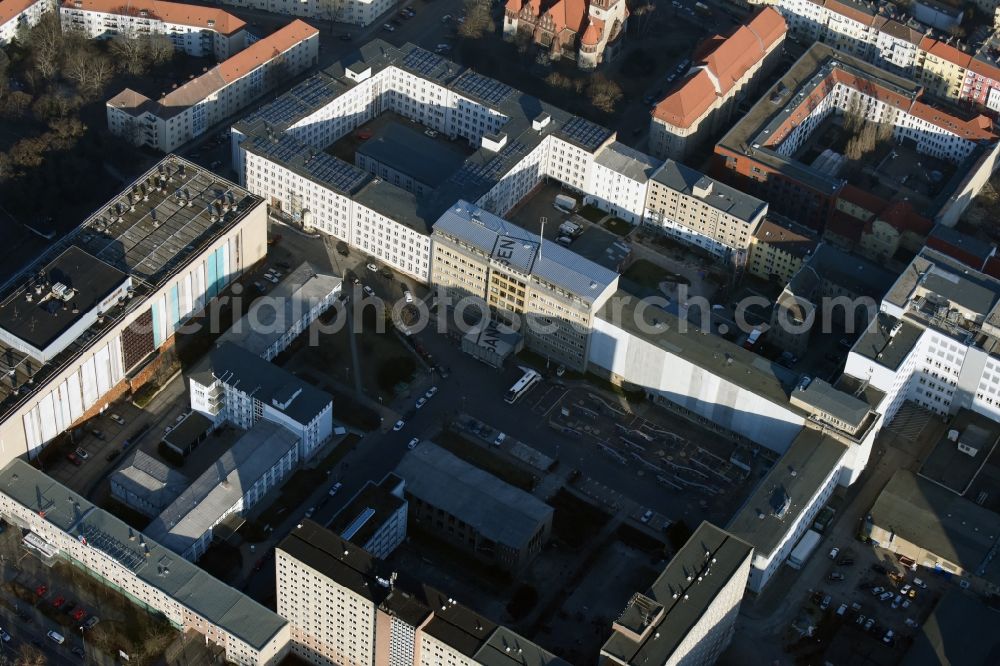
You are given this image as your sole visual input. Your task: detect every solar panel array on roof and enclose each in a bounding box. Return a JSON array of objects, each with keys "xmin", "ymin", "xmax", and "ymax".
[
  {"xmin": 402, "ymin": 48, "xmax": 447, "ymax": 77},
  {"xmin": 461, "ymin": 142, "xmax": 527, "ymax": 184},
  {"xmin": 305, "ymin": 153, "xmax": 370, "ymax": 193},
  {"xmin": 559, "ymin": 116, "xmax": 613, "ymax": 151},
  {"xmin": 453, "ymin": 71, "xmax": 515, "ymax": 106}
]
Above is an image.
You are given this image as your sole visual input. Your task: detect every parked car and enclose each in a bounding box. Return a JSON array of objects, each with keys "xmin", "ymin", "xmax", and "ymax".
[
  {"xmin": 393, "ymin": 420, "xmax": 405, "ymax": 431},
  {"xmin": 905, "ymin": 618, "xmax": 919, "ymax": 628},
  {"xmin": 89, "ymin": 429, "xmax": 104, "ymax": 440},
  {"xmin": 105, "ymin": 450, "xmax": 121, "ymax": 462},
  {"xmin": 35, "ymin": 585, "xmax": 47, "ymax": 597},
  {"xmin": 820, "ymin": 595, "xmax": 831, "ymax": 610},
  {"xmin": 363, "ymin": 285, "xmax": 375, "ymax": 297},
  {"xmin": 871, "ymin": 586, "xmax": 884, "ymax": 595},
  {"xmin": 71, "ymin": 647, "xmax": 85, "ymax": 658},
  {"xmin": 879, "ymin": 591, "xmax": 893, "ymax": 602},
  {"xmin": 404, "ymin": 291, "xmax": 414, "ymax": 303},
  {"xmin": 913, "ymin": 577, "xmax": 927, "ymax": 589},
  {"xmin": 305, "ymin": 507, "xmax": 315, "ymax": 518},
  {"xmin": 493, "ymin": 432, "xmax": 506, "ymax": 447},
  {"xmin": 425, "ymin": 386, "xmax": 438, "ymax": 399},
  {"xmin": 640, "ymin": 510, "xmax": 653, "ymax": 524},
  {"xmin": 109, "ymin": 413, "xmax": 126, "ymax": 425},
  {"xmin": 339, "ymin": 33, "xmax": 352, "ymax": 42},
  {"xmin": 83, "ymin": 617, "xmax": 100, "ymax": 630},
  {"xmin": 75, "ymin": 447, "xmax": 89, "ymax": 460},
  {"xmin": 71, "ymin": 608, "xmax": 86, "ymax": 622},
  {"xmin": 407, "ymin": 438, "xmax": 419, "ymax": 450},
  {"xmin": 366, "ymin": 262, "xmax": 378, "ymax": 272},
  {"xmin": 836, "ymin": 603, "xmax": 847, "ymax": 616},
  {"xmin": 837, "ymin": 556, "xmax": 854, "ymax": 566},
  {"xmin": 828, "ymin": 572, "xmax": 845, "ymax": 582},
  {"xmin": 424, "ymin": 129, "xmax": 439, "ymax": 138},
  {"xmin": 882, "ymin": 629, "xmax": 895, "ymax": 646},
  {"xmin": 864, "ymin": 617, "xmax": 876, "ymax": 631},
  {"xmin": 0, "ymin": 629, "xmax": 11, "ymax": 642},
  {"xmin": 66, "ymin": 453, "xmax": 81, "ymax": 467},
  {"xmin": 383, "ymin": 23, "xmax": 395, "ymax": 31},
  {"xmin": 415, "ymin": 397, "xmax": 427, "ymax": 409},
  {"xmin": 328, "ymin": 483, "xmax": 343, "ymax": 497},
  {"xmin": 52, "ymin": 596, "xmax": 66, "ymax": 609},
  {"xmin": 828, "ymin": 547, "xmax": 840, "ymax": 559}
]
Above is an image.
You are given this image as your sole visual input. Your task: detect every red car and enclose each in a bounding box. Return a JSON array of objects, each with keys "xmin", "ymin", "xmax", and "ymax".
[
  {"xmin": 66, "ymin": 453, "xmax": 81, "ymax": 467},
  {"xmin": 71, "ymin": 609, "xmax": 86, "ymax": 622},
  {"xmin": 51, "ymin": 596, "xmax": 65, "ymax": 609},
  {"xmin": 34, "ymin": 585, "xmax": 47, "ymax": 597}
]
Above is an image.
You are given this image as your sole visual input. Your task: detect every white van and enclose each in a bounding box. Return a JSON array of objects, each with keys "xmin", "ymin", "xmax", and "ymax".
[{"xmin": 47, "ymin": 630, "xmax": 65, "ymax": 645}]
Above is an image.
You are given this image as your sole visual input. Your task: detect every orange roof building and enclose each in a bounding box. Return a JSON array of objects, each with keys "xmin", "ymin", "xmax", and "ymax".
[
  {"xmin": 106, "ymin": 20, "xmax": 318, "ymax": 153},
  {"xmin": 503, "ymin": 0, "xmax": 628, "ymax": 70},
  {"xmin": 0, "ymin": 0, "xmax": 50, "ymax": 45},
  {"xmin": 649, "ymin": 7, "xmax": 786, "ymax": 161},
  {"xmin": 60, "ymin": 0, "xmax": 247, "ymax": 59}
]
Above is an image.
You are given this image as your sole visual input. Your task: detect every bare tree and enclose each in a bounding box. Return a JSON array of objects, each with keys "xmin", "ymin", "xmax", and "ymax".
[
  {"xmin": 145, "ymin": 34, "xmax": 175, "ymax": 67},
  {"xmin": 459, "ymin": 0, "xmax": 494, "ymax": 39},
  {"xmin": 21, "ymin": 13, "xmax": 63, "ymax": 82},
  {"xmin": 632, "ymin": 2, "xmax": 657, "ymax": 36},
  {"xmin": 14, "ymin": 643, "xmax": 46, "ymax": 666},
  {"xmin": 587, "ymin": 74, "xmax": 623, "ymax": 114},
  {"xmin": 63, "ymin": 40, "xmax": 113, "ymax": 97},
  {"xmin": 109, "ymin": 32, "xmax": 149, "ymax": 76}
]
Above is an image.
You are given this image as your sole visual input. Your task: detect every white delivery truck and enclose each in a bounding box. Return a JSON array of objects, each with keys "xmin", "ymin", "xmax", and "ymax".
[
  {"xmin": 553, "ymin": 194, "xmax": 577, "ymax": 213},
  {"xmin": 787, "ymin": 529, "xmax": 822, "ymax": 569}
]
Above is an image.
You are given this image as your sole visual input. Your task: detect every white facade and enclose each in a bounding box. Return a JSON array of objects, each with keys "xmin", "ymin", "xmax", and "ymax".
[
  {"xmin": 0, "ymin": 159, "xmax": 267, "ymax": 464},
  {"xmin": 0, "ymin": 0, "xmax": 50, "ymax": 45},
  {"xmin": 0, "ymin": 461, "xmax": 290, "ymax": 666},
  {"xmin": 216, "ymin": 0, "xmax": 393, "ymax": 27},
  {"xmin": 589, "ymin": 312, "xmax": 806, "ymax": 454},
  {"xmin": 107, "ymin": 21, "xmax": 318, "ymax": 153},
  {"xmin": 745, "ymin": 450, "xmax": 843, "ymax": 593},
  {"xmin": 60, "ymin": 0, "xmax": 247, "ymax": 59},
  {"xmin": 276, "ymin": 544, "xmax": 378, "ymax": 666}
]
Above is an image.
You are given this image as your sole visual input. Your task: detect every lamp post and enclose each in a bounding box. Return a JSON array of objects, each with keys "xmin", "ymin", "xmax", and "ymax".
[{"xmin": 80, "ymin": 626, "xmax": 86, "ymax": 664}]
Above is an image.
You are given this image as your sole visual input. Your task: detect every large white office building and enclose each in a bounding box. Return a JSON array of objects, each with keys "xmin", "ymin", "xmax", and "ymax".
[
  {"xmin": 107, "ymin": 20, "xmax": 319, "ymax": 153},
  {"xmin": 0, "ymin": 0, "xmax": 50, "ymax": 44},
  {"xmin": 60, "ymin": 0, "xmax": 247, "ymax": 59},
  {"xmin": 845, "ymin": 247, "xmax": 1000, "ymax": 426},
  {"xmin": 0, "ymin": 156, "xmax": 267, "ymax": 465},
  {"xmin": 233, "ymin": 40, "xmax": 764, "ymax": 284},
  {"xmin": 146, "ymin": 420, "xmax": 300, "ymax": 561},
  {"xmin": 188, "ymin": 342, "xmax": 334, "ymax": 461},
  {"xmin": 276, "ymin": 521, "xmax": 567, "ymax": 666},
  {"xmin": 0, "ymin": 460, "xmax": 290, "ymax": 665},
  {"xmin": 601, "ymin": 522, "xmax": 753, "ymax": 665}
]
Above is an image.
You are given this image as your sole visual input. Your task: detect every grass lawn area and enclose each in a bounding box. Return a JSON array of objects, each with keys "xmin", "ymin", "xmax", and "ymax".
[
  {"xmin": 621, "ymin": 259, "xmax": 690, "ymax": 291},
  {"xmin": 602, "ymin": 217, "xmax": 632, "ymax": 236},
  {"xmin": 437, "ymin": 430, "xmax": 537, "ymax": 491},
  {"xmin": 577, "ymin": 204, "xmax": 606, "ymax": 223}
]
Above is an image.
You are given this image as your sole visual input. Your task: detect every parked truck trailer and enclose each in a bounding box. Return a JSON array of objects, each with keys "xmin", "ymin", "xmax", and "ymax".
[{"xmin": 787, "ymin": 529, "xmax": 822, "ymax": 570}]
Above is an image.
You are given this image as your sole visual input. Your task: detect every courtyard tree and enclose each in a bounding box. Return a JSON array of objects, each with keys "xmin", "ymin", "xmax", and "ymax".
[
  {"xmin": 587, "ymin": 74, "xmax": 623, "ymax": 114},
  {"xmin": 459, "ymin": 0, "xmax": 494, "ymax": 39}
]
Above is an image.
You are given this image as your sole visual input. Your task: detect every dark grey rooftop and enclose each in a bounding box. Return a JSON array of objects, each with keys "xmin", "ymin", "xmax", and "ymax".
[
  {"xmin": 851, "ymin": 313, "xmax": 924, "ymax": 371},
  {"xmin": 0, "ymin": 460, "xmax": 286, "ymax": 650},
  {"xmin": 919, "ymin": 408, "xmax": 1000, "ymax": 497},
  {"xmin": 901, "ymin": 589, "xmax": 1000, "ymax": 666},
  {"xmin": 217, "ymin": 262, "xmax": 341, "ymax": 357},
  {"xmin": 146, "ymin": 420, "xmax": 300, "ymax": 555},
  {"xmin": 189, "ymin": 342, "xmax": 332, "ymax": 425},
  {"xmin": 327, "ymin": 474, "xmax": 406, "ymax": 550},
  {"xmin": 792, "ymin": 377, "xmax": 873, "ymax": 428},
  {"xmin": 869, "ymin": 471, "xmax": 1000, "ymax": 584},
  {"xmin": 433, "ymin": 201, "xmax": 619, "ymax": 304},
  {"xmin": 791, "ymin": 243, "xmax": 897, "ymax": 301},
  {"xmin": 0, "ymin": 156, "xmax": 262, "ymax": 428},
  {"xmin": 594, "ymin": 142, "xmax": 661, "ymax": 182},
  {"xmin": 356, "ymin": 121, "xmax": 467, "ymax": 188},
  {"xmin": 651, "ymin": 161, "xmax": 766, "ymax": 223},
  {"xmin": 278, "ymin": 520, "xmax": 388, "ymax": 604},
  {"xmin": 0, "ymin": 246, "xmax": 129, "ymax": 355},
  {"xmin": 474, "ymin": 626, "xmax": 569, "ymax": 666},
  {"xmin": 928, "ymin": 225, "xmax": 995, "ymax": 267},
  {"xmin": 394, "ymin": 441, "xmax": 553, "ymax": 550},
  {"xmin": 571, "ymin": 226, "xmax": 631, "ymax": 272},
  {"xmin": 111, "ymin": 450, "xmax": 188, "ymax": 513},
  {"xmin": 352, "ymin": 178, "xmax": 429, "ymax": 234},
  {"xmin": 728, "ymin": 428, "xmax": 847, "ymax": 557},
  {"xmin": 597, "ymin": 291, "xmax": 801, "ymax": 409},
  {"xmin": 600, "ymin": 521, "xmax": 752, "ymax": 665}
]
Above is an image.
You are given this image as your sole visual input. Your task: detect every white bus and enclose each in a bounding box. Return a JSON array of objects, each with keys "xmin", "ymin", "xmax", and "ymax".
[{"xmin": 505, "ymin": 369, "xmax": 542, "ymax": 404}]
